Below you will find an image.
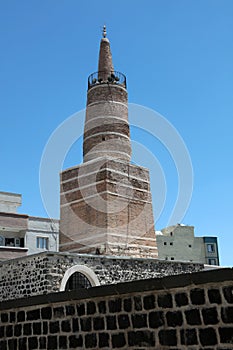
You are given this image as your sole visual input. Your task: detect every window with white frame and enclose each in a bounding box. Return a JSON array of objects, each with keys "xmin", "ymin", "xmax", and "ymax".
[{"xmin": 36, "ymin": 237, "xmax": 48, "ymax": 249}]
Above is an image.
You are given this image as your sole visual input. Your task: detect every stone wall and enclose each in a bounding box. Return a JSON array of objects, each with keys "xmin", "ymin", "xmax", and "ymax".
[
  {"xmin": 0, "ymin": 268, "xmax": 232, "ymax": 349},
  {"xmin": 0, "ymin": 252, "xmax": 204, "ymax": 302}
]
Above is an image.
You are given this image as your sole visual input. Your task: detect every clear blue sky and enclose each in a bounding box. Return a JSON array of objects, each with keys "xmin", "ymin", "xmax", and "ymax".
[{"xmin": 0, "ymin": 1, "xmax": 232, "ymax": 265}]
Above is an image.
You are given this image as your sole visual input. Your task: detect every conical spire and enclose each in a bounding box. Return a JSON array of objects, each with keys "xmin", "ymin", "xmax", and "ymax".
[{"xmin": 98, "ymin": 26, "xmax": 114, "ymax": 81}]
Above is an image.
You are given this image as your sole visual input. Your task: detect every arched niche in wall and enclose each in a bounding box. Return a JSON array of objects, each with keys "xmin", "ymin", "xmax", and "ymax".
[{"xmin": 60, "ymin": 265, "xmax": 100, "ymax": 291}]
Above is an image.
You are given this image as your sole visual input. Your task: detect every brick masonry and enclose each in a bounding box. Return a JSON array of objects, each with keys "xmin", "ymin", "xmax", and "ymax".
[
  {"xmin": 0, "ymin": 251, "xmax": 204, "ymax": 302},
  {"xmin": 84, "ymin": 84, "xmax": 131, "ymax": 163},
  {"xmin": 0, "ymin": 268, "xmax": 232, "ymax": 349},
  {"xmin": 60, "ymin": 158, "xmax": 158, "ymax": 258},
  {"xmin": 60, "ymin": 34, "xmax": 159, "ymax": 259}
]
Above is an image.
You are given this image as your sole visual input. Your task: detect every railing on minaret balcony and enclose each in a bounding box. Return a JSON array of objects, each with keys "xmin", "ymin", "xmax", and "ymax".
[{"xmin": 88, "ymin": 71, "xmax": 127, "ymax": 90}]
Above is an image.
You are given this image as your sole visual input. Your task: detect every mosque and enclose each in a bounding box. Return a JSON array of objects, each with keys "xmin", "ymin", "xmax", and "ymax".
[
  {"xmin": 0, "ymin": 27, "xmax": 231, "ymax": 350},
  {"xmin": 0, "ymin": 27, "xmax": 219, "ymax": 297}
]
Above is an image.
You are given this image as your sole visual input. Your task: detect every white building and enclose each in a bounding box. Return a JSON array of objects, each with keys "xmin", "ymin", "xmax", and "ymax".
[
  {"xmin": 156, "ymin": 224, "xmax": 219, "ymax": 265},
  {"xmin": 0, "ymin": 191, "xmax": 59, "ymax": 261}
]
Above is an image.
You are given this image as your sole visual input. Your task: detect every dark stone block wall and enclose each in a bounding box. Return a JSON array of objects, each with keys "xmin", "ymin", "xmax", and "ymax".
[
  {"xmin": 0, "ymin": 252, "xmax": 204, "ymax": 302},
  {"xmin": 0, "ymin": 268, "xmax": 233, "ymax": 349}
]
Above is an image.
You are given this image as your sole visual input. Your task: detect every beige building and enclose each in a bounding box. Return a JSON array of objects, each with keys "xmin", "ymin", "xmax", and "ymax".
[
  {"xmin": 156, "ymin": 224, "xmax": 219, "ymax": 265},
  {"xmin": 0, "ymin": 191, "xmax": 59, "ymax": 261}
]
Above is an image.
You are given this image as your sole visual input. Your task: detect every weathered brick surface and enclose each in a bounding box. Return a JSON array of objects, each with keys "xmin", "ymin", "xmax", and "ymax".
[
  {"xmin": 87, "ymin": 84, "xmax": 127, "ymax": 105},
  {"xmin": 84, "ymin": 121, "xmax": 130, "ymax": 139},
  {"xmin": 85, "ymin": 102, "xmax": 128, "ymax": 123},
  {"xmin": 84, "ymin": 84, "xmax": 130, "ymax": 163},
  {"xmin": 60, "ymin": 159, "xmax": 157, "ymax": 258},
  {"xmin": 1, "ymin": 268, "xmax": 232, "ymax": 349}
]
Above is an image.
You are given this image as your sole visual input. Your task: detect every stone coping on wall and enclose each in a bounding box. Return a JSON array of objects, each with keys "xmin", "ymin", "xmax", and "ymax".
[
  {"xmin": 0, "ymin": 250, "xmax": 205, "ymax": 268},
  {"xmin": 1, "ymin": 267, "xmax": 231, "ymax": 312}
]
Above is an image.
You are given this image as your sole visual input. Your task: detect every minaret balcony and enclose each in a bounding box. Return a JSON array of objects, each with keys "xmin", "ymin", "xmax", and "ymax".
[{"xmin": 88, "ymin": 71, "xmax": 127, "ymax": 90}]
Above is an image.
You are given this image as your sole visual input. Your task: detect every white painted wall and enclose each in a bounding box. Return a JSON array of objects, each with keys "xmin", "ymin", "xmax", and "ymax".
[
  {"xmin": 26, "ymin": 217, "xmax": 59, "ymax": 255},
  {"xmin": 156, "ymin": 225, "xmax": 206, "ymax": 263}
]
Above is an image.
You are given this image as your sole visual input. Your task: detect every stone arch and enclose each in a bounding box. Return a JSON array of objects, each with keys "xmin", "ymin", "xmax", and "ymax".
[{"xmin": 60, "ymin": 265, "xmax": 100, "ymax": 291}]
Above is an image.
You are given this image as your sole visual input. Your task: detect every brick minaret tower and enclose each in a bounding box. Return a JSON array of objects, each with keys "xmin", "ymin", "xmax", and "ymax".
[{"xmin": 60, "ymin": 27, "xmax": 158, "ymax": 258}]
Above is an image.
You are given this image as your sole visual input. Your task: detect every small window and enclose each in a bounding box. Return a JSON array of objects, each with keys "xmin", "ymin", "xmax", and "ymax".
[
  {"xmin": 207, "ymin": 244, "xmax": 215, "ymax": 253},
  {"xmin": 170, "ymin": 242, "xmax": 173, "ymax": 246},
  {"xmin": 164, "ymin": 242, "xmax": 167, "ymax": 245},
  {"xmin": 171, "ymin": 257, "xmax": 174, "ymax": 260},
  {"xmin": 170, "ymin": 232, "xmax": 173, "ymax": 236},
  {"xmin": 208, "ymin": 258, "xmax": 217, "ymax": 265},
  {"xmin": 189, "ymin": 244, "xmax": 192, "ymax": 248},
  {"xmin": 36, "ymin": 237, "xmax": 48, "ymax": 249}
]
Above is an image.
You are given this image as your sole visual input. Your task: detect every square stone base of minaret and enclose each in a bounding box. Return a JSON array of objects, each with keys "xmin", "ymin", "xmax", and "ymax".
[{"xmin": 60, "ymin": 158, "xmax": 158, "ymax": 259}]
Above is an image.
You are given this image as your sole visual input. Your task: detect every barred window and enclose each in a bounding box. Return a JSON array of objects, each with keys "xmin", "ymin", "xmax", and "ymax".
[{"xmin": 65, "ymin": 272, "xmax": 92, "ymax": 290}]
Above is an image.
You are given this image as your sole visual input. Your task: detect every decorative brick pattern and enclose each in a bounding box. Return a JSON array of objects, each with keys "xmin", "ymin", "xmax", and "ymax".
[{"xmin": 0, "ymin": 268, "xmax": 233, "ymax": 349}]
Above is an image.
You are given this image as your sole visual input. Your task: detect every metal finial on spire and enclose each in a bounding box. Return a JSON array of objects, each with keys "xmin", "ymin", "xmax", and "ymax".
[{"xmin": 102, "ymin": 25, "xmax": 107, "ymax": 38}]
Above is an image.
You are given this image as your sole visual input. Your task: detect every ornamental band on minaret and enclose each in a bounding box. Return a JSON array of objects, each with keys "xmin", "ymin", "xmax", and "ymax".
[{"xmin": 60, "ymin": 27, "xmax": 158, "ymax": 258}]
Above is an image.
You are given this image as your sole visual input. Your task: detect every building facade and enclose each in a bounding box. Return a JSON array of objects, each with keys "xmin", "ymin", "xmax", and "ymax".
[
  {"xmin": 156, "ymin": 224, "xmax": 219, "ymax": 265},
  {"xmin": 0, "ymin": 191, "xmax": 59, "ymax": 261}
]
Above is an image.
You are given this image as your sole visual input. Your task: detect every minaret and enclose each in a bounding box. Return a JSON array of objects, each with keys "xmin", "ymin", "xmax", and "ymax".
[
  {"xmin": 60, "ymin": 27, "xmax": 158, "ymax": 258},
  {"xmin": 83, "ymin": 26, "xmax": 131, "ymax": 163}
]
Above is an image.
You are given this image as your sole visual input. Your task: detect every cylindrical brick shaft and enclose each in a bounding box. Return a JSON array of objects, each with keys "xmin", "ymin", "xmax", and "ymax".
[{"xmin": 83, "ymin": 37, "xmax": 132, "ymax": 163}]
